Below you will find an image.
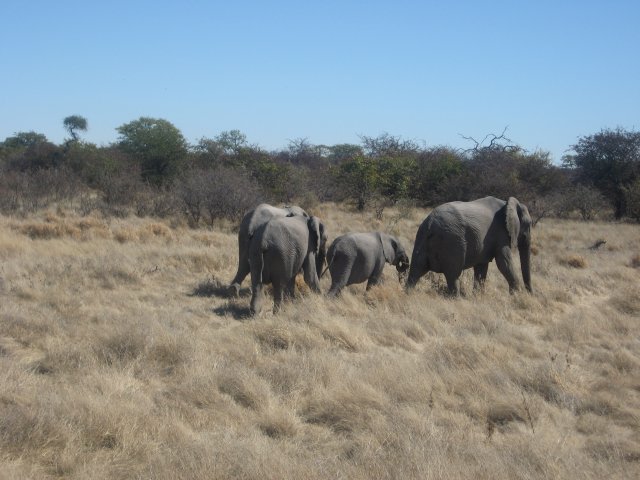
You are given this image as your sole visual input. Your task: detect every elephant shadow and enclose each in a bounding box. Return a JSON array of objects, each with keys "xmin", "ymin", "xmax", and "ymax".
[
  {"xmin": 212, "ymin": 302, "xmax": 252, "ymax": 321},
  {"xmin": 189, "ymin": 277, "xmax": 251, "ymax": 299}
]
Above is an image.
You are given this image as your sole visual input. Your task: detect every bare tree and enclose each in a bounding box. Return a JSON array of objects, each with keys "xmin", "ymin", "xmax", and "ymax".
[{"xmin": 460, "ymin": 127, "xmax": 522, "ymax": 154}]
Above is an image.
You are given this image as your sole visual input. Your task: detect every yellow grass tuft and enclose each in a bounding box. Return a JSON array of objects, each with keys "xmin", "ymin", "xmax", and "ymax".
[
  {"xmin": 257, "ymin": 406, "xmax": 300, "ymax": 439},
  {"xmin": 560, "ymin": 254, "xmax": 588, "ymax": 268},
  {"xmin": 16, "ymin": 220, "xmax": 81, "ymax": 240},
  {"xmin": 113, "ymin": 228, "xmax": 137, "ymax": 243},
  {"xmin": 138, "ymin": 222, "xmax": 173, "ymax": 241}
]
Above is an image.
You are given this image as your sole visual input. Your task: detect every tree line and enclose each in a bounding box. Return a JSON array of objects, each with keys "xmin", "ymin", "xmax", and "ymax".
[{"xmin": 1, "ymin": 115, "xmax": 639, "ymax": 224}]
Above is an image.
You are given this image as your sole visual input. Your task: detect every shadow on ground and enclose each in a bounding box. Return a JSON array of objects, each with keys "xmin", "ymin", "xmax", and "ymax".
[
  {"xmin": 189, "ymin": 277, "xmax": 251, "ymax": 299},
  {"xmin": 213, "ymin": 302, "xmax": 252, "ymax": 321}
]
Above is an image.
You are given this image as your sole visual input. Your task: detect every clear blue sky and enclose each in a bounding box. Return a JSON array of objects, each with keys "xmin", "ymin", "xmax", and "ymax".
[{"xmin": 2, "ymin": 0, "xmax": 639, "ymax": 162}]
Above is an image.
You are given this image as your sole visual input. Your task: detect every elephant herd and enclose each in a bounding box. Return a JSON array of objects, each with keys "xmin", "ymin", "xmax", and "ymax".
[{"xmin": 228, "ymin": 196, "xmax": 533, "ymax": 315}]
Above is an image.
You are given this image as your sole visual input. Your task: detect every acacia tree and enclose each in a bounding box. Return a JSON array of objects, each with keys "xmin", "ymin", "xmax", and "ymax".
[
  {"xmin": 116, "ymin": 117, "xmax": 188, "ymax": 185},
  {"xmin": 63, "ymin": 115, "xmax": 88, "ymax": 142},
  {"xmin": 566, "ymin": 128, "xmax": 640, "ymax": 218}
]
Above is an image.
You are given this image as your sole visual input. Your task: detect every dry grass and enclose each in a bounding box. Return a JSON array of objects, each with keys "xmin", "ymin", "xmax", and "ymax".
[
  {"xmin": 1, "ymin": 205, "xmax": 639, "ymax": 479},
  {"xmin": 560, "ymin": 254, "xmax": 588, "ymax": 269}
]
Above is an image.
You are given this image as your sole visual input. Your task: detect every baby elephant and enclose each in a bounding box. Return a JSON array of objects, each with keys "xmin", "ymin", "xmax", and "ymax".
[{"xmin": 324, "ymin": 232, "xmax": 409, "ymax": 296}]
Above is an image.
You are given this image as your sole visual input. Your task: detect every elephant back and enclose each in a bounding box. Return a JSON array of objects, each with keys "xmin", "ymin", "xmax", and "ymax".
[{"xmin": 247, "ymin": 204, "xmax": 308, "ymax": 237}]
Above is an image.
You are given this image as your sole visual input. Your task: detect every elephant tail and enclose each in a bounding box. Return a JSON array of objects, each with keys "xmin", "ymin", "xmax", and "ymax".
[
  {"xmin": 320, "ymin": 265, "xmax": 330, "ymax": 278},
  {"xmin": 320, "ymin": 246, "xmax": 335, "ymax": 278},
  {"xmin": 256, "ymin": 247, "xmax": 266, "ymax": 285}
]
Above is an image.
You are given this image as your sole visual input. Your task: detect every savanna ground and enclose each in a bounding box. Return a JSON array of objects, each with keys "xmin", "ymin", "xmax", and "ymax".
[{"xmin": 0, "ymin": 202, "xmax": 639, "ymax": 479}]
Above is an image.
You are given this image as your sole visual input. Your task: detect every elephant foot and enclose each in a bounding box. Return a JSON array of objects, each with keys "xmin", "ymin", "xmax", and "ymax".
[
  {"xmin": 227, "ymin": 283, "xmax": 241, "ymax": 298},
  {"xmin": 508, "ymin": 284, "xmax": 520, "ymax": 295},
  {"xmin": 327, "ymin": 286, "xmax": 342, "ymax": 298},
  {"xmin": 272, "ymin": 300, "xmax": 284, "ymax": 315}
]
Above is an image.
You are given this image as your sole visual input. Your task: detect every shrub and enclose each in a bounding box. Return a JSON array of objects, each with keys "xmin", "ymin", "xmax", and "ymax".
[
  {"xmin": 0, "ymin": 167, "xmax": 82, "ymax": 214},
  {"xmin": 567, "ymin": 127, "xmax": 640, "ymax": 219},
  {"xmin": 175, "ymin": 167, "xmax": 263, "ymax": 227},
  {"xmin": 556, "ymin": 185, "xmax": 608, "ymax": 220},
  {"xmin": 5, "ymin": 141, "xmax": 63, "ymax": 171},
  {"xmin": 133, "ymin": 184, "xmax": 176, "ymax": 218},
  {"xmin": 92, "ymin": 165, "xmax": 147, "ymax": 217},
  {"xmin": 622, "ymin": 179, "xmax": 640, "ymax": 221}
]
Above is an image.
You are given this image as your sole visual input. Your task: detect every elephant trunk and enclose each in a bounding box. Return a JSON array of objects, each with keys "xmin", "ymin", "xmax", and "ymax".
[
  {"xmin": 518, "ymin": 237, "xmax": 532, "ymax": 292},
  {"xmin": 305, "ymin": 253, "xmax": 321, "ymax": 293},
  {"xmin": 406, "ymin": 256, "xmax": 425, "ymax": 290}
]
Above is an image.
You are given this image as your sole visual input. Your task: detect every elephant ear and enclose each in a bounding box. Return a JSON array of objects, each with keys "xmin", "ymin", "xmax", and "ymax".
[
  {"xmin": 318, "ymin": 220, "xmax": 327, "ymax": 247},
  {"xmin": 377, "ymin": 232, "xmax": 396, "ymax": 264},
  {"xmin": 307, "ymin": 216, "xmax": 322, "ymax": 254},
  {"xmin": 506, "ymin": 197, "xmax": 520, "ymax": 250},
  {"xmin": 518, "ymin": 202, "xmax": 532, "ymax": 233}
]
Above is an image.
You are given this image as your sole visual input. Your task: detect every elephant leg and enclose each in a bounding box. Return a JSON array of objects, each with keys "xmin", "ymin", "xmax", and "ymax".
[
  {"xmin": 473, "ymin": 263, "xmax": 489, "ymax": 291},
  {"xmin": 229, "ymin": 258, "xmax": 250, "ymax": 297},
  {"xmin": 495, "ymin": 247, "xmax": 519, "ymax": 293},
  {"xmin": 328, "ymin": 279, "xmax": 346, "ymax": 297},
  {"xmin": 250, "ymin": 282, "xmax": 264, "ymax": 316},
  {"xmin": 366, "ymin": 265, "xmax": 384, "ymax": 291},
  {"xmin": 285, "ymin": 278, "xmax": 296, "ymax": 299},
  {"xmin": 272, "ymin": 282, "xmax": 284, "ymax": 314},
  {"xmin": 366, "ymin": 276, "xmax": 381, "ymax": 291},
  {"xmin": 327, "ymin": 254, "xmax": 353, "ymax": 297},
  {"xmin": 444, "ymin": 272, "xmax": 461, "ymax": 296}
]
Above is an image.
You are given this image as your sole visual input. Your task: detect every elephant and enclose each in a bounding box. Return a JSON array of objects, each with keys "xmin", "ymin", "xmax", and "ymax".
[
  {"xmin": 249, "ymin": 215, "xmax": 327, "ymax": 315},
  {"xmin": 406, "ymin": 196, "xmax": 532, "ymax": 295},
  {"xmin": 323, "ymin": 232, "xmax": 410, "ymax": 296},
  {"xmin": 228, "ymin": 203, "xmax": 326, "ymax": 296}
]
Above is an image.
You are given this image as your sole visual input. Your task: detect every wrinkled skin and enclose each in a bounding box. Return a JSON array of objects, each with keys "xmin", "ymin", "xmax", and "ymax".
[
  {"xmin": 229, "ymin": 203, "xmax": 325, "ymax": 296},
  {"xmin": 325, "ymin": 232, "xmax": 409, "ymax": 297},
  {"xmin": 406, "ymin": 196, "xmax": 532, "ymax": 295},
  {"xmin": 249, "ymin": 215, "xmax": 327, "ymax": 315}
]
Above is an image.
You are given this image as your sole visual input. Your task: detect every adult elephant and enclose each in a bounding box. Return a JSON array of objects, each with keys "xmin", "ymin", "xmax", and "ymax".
[
  {"xmin": 323, "ymin": 232, "xmax": 409, "ymax": 296},
  {"xmin": 228, "ymin": 203, "xmax": 326, "ymax": 296},
  {"xmin": 249, "ymin": 215, "xmax": 327, "ymax": 315},
  {"xmin": 406, "ymin": 196, "xmax": 532, "ymax": 295}
]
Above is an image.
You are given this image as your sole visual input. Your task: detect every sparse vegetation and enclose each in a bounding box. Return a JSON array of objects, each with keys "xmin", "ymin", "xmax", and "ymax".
[
  {"xmin": 1, "ymin": 204, "xmax": 639, "ymax": 479},
  {"xmin": 4, "ymin": 123, "xmax": 640, "ymax": 224}
]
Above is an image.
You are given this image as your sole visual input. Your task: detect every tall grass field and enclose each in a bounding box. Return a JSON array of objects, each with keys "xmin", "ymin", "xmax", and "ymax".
[{"xmin": 1, "ymin": 203, "xmax": 639, "ymax": 479}]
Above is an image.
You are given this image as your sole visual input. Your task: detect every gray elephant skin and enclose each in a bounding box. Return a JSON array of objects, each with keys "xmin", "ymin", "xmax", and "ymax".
[
  {"xmin": 229, "ymin": 203, "xmax": 326, "ymax": 296},
  {"xmin": 249, "ymin": 215, "xmax": 327, "ymax": 315},
  {"xmin": 406, "ymin": 196, "xmax": 532, "ymax": 294},
  {"xmin": 324, "ymin": 232, "xmax": 410, "ymax": 296}
]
